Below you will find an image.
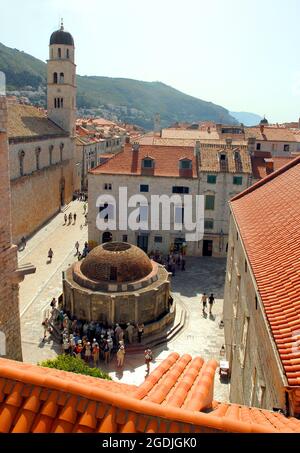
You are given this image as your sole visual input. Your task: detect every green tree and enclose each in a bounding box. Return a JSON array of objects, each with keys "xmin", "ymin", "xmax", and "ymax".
[{"xmin": 39, "ymin": 354, "xmax": 111, "ymax": 380}]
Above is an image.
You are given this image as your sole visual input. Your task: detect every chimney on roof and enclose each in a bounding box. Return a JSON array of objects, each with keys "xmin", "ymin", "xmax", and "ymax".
[
  {"xmin": 264, "ymin": 158, "xmax": 274, "ymax": 174},
  {"xmin": 247, "ymin": 136, "xmax": 256, "ymax": 155},
  {"xmin": 194, "ymin": 141, "xmax": 201, "ymax": 162},
  {"xmin": 225, "ymin": 137, "xmax": 232, "ymax": 147},
  {"xmin": 132, "ymin": 142, "xmax": 140, "ymax": 152}
]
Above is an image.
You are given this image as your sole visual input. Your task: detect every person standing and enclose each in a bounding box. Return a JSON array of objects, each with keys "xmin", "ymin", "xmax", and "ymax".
[
  {"xmin": 73, "ymin": 213, "xmax": 77, "ymax": 224},
  {"xmin": 117, "ymin": 342, "xmax": 125, "ymax": 367},
  {"xmin": 137, "ymin": 323, "xmax": 144, "ymax": 343},
  {"xmin": 92, "ymin": 342, "xmax": 100, "ymax": 367},
  {"xmin": 64, "ymin": 213, "xmax": 67, "ymax": 225},
  {"xmin": 103, "ymin": 339, "xmax": 110, "ymax": 364},
  {"xmin": 75, "ymin": 241, "xmax": 80, "ymax": 255},
  {"xmin": 83, "ymin": 202, "xmax": 87, "ymax": 214},
  {"xmin": 68, "ymin": 212, "xmax": 73, "ymax": 225},
  {"xmin": 144, "ymin": 348, "xmax": 152, "ymax": 374},
  {"xmin": 126, "ymin": 323, "xmax": 134, "ymax": 344},
  {"xmin": 201, "ymin": 293, "xmax": 208, "ymax": 313},
  {"xmin": 208, "ymin": 293, "xmax": 215, "ymax": 314},
  {"xmin": 48, "ymin": 248, "xmax": 53, "ymax": 263},
  {"xmin": 85, "ymin": 342, "xmax": 91, "ymax": 364}
]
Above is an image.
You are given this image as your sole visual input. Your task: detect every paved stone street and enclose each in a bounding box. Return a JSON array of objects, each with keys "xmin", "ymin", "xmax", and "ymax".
[
  {"xmin": 19, "ymin": 208, "xmax": 229, "ymax": 402},
  {"xmin": 19, "ymin": 200, "xmax": 88, "ymax": 362}
]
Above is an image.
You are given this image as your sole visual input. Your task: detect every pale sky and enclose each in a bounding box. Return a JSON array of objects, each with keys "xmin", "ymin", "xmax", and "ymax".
[{"xmin": 0, "ymin": 0, "xmax": 299, "ymax": 122}]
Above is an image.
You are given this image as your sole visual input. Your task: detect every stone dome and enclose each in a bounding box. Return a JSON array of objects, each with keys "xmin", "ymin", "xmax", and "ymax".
[
  {"xmin": 50, "ymin": 26, "xmax": 74, "ymax": 46},
  {"xmin": 80, "ymin": 242, "xmax": 153, "ymax": 283}
]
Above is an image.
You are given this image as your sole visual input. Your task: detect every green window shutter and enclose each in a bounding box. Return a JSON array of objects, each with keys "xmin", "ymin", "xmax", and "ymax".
[
  {"xmin": 233, "ymin": 176, "xmax": 243, "ymax": 185},
  {"xmin": 207, "ymin": 175, "xmax": 217, "ymax": 184},
  {"xmin": 205, "ymin": 195, "xmax": 215, "ymax": 210}
]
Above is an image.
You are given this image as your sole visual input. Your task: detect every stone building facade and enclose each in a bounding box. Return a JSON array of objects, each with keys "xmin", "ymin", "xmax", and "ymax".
[
  {"xmin": 88, "ymin": 144, "xmax": 200, "ymax": 256},
  {"xmin": 88, "ymin": 141, "xmax": 252, "ymax": 257},
  {"xmin": 223, "ymin": 156, "xmax": 300, "ymax": 416},
  {"xmin": 0, "ymin": 89, "xmax": 35, "ymax": 361},
  {"xmin": 7, "ymin": 23, "xmax": 78, "ymax": 243}
]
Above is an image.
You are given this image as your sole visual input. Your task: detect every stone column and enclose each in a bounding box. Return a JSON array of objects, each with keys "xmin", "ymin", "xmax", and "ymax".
[{"xmin": 0, "ymin": 87, "xmax": 23, "ymax": 361}]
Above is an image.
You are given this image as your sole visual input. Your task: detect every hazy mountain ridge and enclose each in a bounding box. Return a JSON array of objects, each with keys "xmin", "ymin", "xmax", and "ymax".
[{"xmin": 0, "ymin": 42, "xmax": 238, "ymax": 129}]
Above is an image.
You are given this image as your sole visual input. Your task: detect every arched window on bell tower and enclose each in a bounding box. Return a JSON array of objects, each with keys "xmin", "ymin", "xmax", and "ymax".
[
  {"xmin": 53, "ymin": 72, "xmax": 58, "ymax": 84},
  {"xmin": 66, "ymin": 49, "xmax": 69, "ymax": 59},
  {"xmin": 59, "ymin": 72, "xmax": 64, "ymax": 83},
  {"xmin": 58, "ymin": 48, "xmax": 61, "ymax": 58}
]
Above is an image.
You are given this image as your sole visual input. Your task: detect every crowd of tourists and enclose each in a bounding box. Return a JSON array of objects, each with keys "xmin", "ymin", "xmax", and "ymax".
[
  {"xmin": 42, "ymin": 298, "xmax": 146, "ymax": 369},
  {"xmin": 148, "ymin": 250, "xmax": 186, "ymax": 275}
]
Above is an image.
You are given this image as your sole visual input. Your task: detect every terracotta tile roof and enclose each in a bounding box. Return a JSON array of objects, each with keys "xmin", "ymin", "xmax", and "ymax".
[
  {"xmin": 161, "ymin": 128, "xmax": 221, "ymax": 141},
  {"xmin": 199, "ymin": 145, "xmax": 252, "ymax": 174},
  {"xmin": 89, "ymin": 144, "xmax": 198, "ymax": 178},
  {"xmin": 251, "ymin": 154, "xmax": 297, "ymax": 179},
  {"xmin": 245, "ymin": 126, "xmax": 297, "ymax": 142},
  {"xmin": 7, "ymin": 104, "xmax": 67, "ymax": 140},
  {"xmin": 0, "ymin": 354, "xmax": 300, "ymax": 433},
  {"xmin": 230, "ymin": 156, "xmax": 300, "ymax": 386}
]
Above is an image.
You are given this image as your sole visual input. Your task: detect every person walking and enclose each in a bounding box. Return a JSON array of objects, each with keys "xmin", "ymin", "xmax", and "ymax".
[
  {"xmin": 208, "ymin": 293, "xmax": 215, "ymax": 315},
  {"xmin": 137, "ymin": 323, "xmax": 144, "ymax": 343},
  {"xmin": 50, "ymin": 297, "xmax": 56, "ymax": 308},
  {"xmin": 48, "ymin": 248, "xmax": 53, "ymax": 263},
  {"xmin": 144, "ymin": 348, "xmax": 153, "ymax": 374},
  {"xmin": 83, "ymin": 202, "xmax": 87, "ymax": 214},
  {"xmin": 68, "ymin": 212, "xmax": 73, "ymax": 225},
  {"xmin": 64, "ymin": 213, "xmax": 67, "ymax": 225},
  {"xmin": 42, "ymin": 318, "xmax": 50, "ymax": 342},
  {"xmin": 75, "ymin": 241, "xmax": 80, "ymax": 255},
  {"xmin": 201, "ymin": 293, "xmax": 208, "ymax": 313},
  {"xmin": 116, "ymin": 342, "xmax": 125, "ymax": 367},
  {"xmin": 73, "ymin": 213, "xmax": 77, "ymax": 224}
]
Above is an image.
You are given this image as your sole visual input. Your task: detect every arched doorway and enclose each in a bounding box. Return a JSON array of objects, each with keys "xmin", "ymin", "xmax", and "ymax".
[
  {"xmin": 102, "ymin": 232, "xmax": 112, "ymax": 243},
  {"xmin": 59, "ymin": 177, "xmax": 65, "ymax": 207}
]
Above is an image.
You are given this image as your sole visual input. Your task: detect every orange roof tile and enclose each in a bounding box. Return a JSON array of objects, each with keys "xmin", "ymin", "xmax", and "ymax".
[
  {"xmin": 245, "ymin": 126, "xmax": 298, "ymax": 142},
  {"xmin": 0, "ymin": 354, "xmax": 300, "ymax": 433},
  {"xmin": 231, "ymin": 156, "xmax": 300, "ymax": 386},
  {"xmin": 89, "ymin": 144, "xmax": 198, "ymax": 178},
  {"xmin": 251, "ymin": 154, "xmax": 297, "ymax": 179}
]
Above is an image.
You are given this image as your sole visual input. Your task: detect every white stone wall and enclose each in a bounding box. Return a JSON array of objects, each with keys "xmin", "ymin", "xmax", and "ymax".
[
  {"xmin": 255, "ymin": 140, "xmax": 298, "ymax": 156},
  {"xmin": 88, "ymin": 173, "xmax": 200, "ymax": 256}
]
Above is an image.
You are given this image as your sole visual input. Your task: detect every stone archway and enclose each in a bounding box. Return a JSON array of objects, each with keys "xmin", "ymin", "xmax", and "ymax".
[{"xmin": 102, "ymin": 232, "xmax": 112, "ymax": 243}]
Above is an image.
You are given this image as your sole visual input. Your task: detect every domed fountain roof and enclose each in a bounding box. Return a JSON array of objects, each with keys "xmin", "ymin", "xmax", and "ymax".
[{"xmin": 80, "ymin": 242, "xmax": 153, "ymax": 283}]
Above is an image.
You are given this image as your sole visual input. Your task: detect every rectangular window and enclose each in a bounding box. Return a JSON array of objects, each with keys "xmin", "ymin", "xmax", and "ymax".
[
  {"xmin": 172, "ymin": 186, "xmax": 189, "ymax": 194},
  {"xmin": 104, "ymin": 183, "xmax": 112, "ymax": 190},
  {"xmin": 122, "ymin": 234, "xmax": 128, "ymax": 242},
  {"xmin": 143, "ymin": 159, "xmax": 153, "ymax": 168},
  {"xmin": 180, "ymin": 159, "xmax": 192, "ymax": 169},
  {"xmin": 175, "ymin": 206, "xmax": 184, "ymax": 224},
  {"xmin": 140, "ymin": 184, "xmax": 149, "ymax": 192},
  {"xmin": 99, "ymin": 203, "xmax": 114, "ymax": 220},
  {"xmin": 139, "ymin": 205, "xmax": 148, "ymax": 222},
  {"xmin": 284, "ymin": 144, "xmax": 290, "ymax": 152},
  {"xmin": 233, "ymin": 176, "xmax": 243, "ymax": 185},
  {"xmin": 204, "ymin": 219, "xmax": 214, "ymax": 230},
  {"xmin": 207, "ymin": 175, "xmax": 217, "ymax": 184},
  {"xmin": 154, "ymin": 236, "xmax": 163, "ymax": 243},
  {"xmin": 205, "ymin": 195, "xmax": 215, "ymax": 210},
  {"xmin": 256, "ymin": 143, "xmax": 261, "ymax": 150}
]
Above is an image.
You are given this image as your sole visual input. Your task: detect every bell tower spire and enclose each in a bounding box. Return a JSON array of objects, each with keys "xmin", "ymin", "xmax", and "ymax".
[{"xmin": 47, "ymin": 23, "xmax": 76, "ymax": 136}]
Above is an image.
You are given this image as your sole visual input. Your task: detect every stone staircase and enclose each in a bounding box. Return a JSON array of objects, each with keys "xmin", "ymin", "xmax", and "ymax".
[{"xmin": 125, "ymin": 297, "xmax": 187, "ymax": 354}]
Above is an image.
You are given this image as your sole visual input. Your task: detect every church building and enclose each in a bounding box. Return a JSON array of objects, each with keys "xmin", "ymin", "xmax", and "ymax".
[{"xmin": 7, "ymin": 22, "xmax": 80, "ymax": 244}]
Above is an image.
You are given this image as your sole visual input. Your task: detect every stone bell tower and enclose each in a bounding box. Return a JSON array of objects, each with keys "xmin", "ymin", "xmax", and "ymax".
[{"xmin": 47, "ymin": 20, "xmax": 76, "ymax": 136}]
